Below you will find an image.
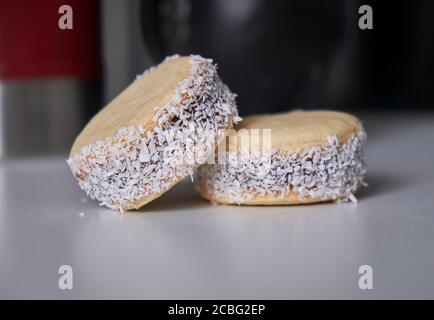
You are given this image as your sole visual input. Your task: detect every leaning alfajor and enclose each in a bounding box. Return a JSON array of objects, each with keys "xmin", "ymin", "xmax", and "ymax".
[{"xmin": 68, "ymin": 55, "xmax": 239, "ymax": 211}]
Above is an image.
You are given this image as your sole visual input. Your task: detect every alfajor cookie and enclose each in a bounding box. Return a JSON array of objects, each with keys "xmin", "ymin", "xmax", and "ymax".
[
  {"xmin": 68, "ymin": 55, "xmax": 240, "ymax": 211},
  {"xmin": 197, "ymin": 110, "xmax": 366, "ymax": 205}
]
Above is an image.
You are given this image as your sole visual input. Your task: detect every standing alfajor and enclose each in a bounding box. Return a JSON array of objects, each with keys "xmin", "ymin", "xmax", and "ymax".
[{"xmin": 197, "ymin": 110, "xmax": 366, "ymax": 205}]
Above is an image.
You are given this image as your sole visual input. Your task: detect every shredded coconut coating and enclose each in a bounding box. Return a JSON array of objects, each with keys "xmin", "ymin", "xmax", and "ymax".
[
  {"xmin": 67, "ymin": 55, "xmax": 239, "ymax": 211},
  {"xmin": 197, "ymin": 130, "xmax": 367, "ymax": 204}
]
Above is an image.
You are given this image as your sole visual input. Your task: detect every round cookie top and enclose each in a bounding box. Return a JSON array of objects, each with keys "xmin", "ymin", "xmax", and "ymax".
[
  {"xmin": 70, "ymin": 56, "xmax": 192, "ymax": 156},
  {"xmin": 229, "ymin": 110, "xmax": 362, "ymax": 152}
]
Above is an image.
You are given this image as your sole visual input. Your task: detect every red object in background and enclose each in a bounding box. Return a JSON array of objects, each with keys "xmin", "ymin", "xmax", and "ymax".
[{"xmin": 0, "ymin": 0, "xmax": 101, "ymax": 79}]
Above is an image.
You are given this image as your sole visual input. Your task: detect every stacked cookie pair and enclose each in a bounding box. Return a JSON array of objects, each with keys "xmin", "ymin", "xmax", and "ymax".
[{"xmin": 68, "ymin": 55, "xmax": 366, "ymax": 211}]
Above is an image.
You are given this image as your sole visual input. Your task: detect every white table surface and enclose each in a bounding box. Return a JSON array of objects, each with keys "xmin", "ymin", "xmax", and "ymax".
[{"xmin": 1, "ymin": 113, "xmax": 434, "ymax": 299}]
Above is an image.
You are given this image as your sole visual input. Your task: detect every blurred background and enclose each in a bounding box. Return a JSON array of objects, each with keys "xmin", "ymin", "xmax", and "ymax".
[{"xmin": 1, "ymin": 0, "xmax": 433, "ymax": 158}]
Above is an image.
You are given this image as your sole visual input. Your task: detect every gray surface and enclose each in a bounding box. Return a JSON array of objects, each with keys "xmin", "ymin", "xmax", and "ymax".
[{"xmin": 1, "ymin": 113, "xmax": 434, "ymax": 299}]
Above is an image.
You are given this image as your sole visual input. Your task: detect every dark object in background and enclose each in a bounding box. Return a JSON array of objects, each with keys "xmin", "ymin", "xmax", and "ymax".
[
  {"xmin": 0, "ymin": 0, "xmax": 101, "ymax": 157},
  {"xmin": 142, "ymin": 0, "xmax": 347, "ymax": 114},
  {"xmin": 360, "ymin": 1, "xmax": 434, "ymax": 108},
  {"xmin": 142, "ymin": 0, "xmax": 434, "ymax": 115}
]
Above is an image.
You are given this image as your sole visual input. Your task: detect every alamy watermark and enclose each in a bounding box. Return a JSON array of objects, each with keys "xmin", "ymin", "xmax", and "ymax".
[
  {"xmin": 358, "ymin": 264, "xmax": 374, "ymax": 290},
  {"xmin": 58, "ymin": 5, "xmax": 73, "ymax": 30},
  {"xmin": 359, "ymin": 5, "xmax": 373, "ymax": 30},
  {"xmin": 58, "ymin": 265, "xmax": 73, "ymax": 290}
]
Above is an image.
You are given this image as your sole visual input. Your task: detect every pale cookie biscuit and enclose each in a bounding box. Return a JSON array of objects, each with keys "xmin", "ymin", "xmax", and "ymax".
[
  {"xmin": 197, "ymin": 110, "xmax": 366, "ymax": 205},
  {"xmin": 68, "ymin": 55, "xmax": 240, "ymax": 211}
]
